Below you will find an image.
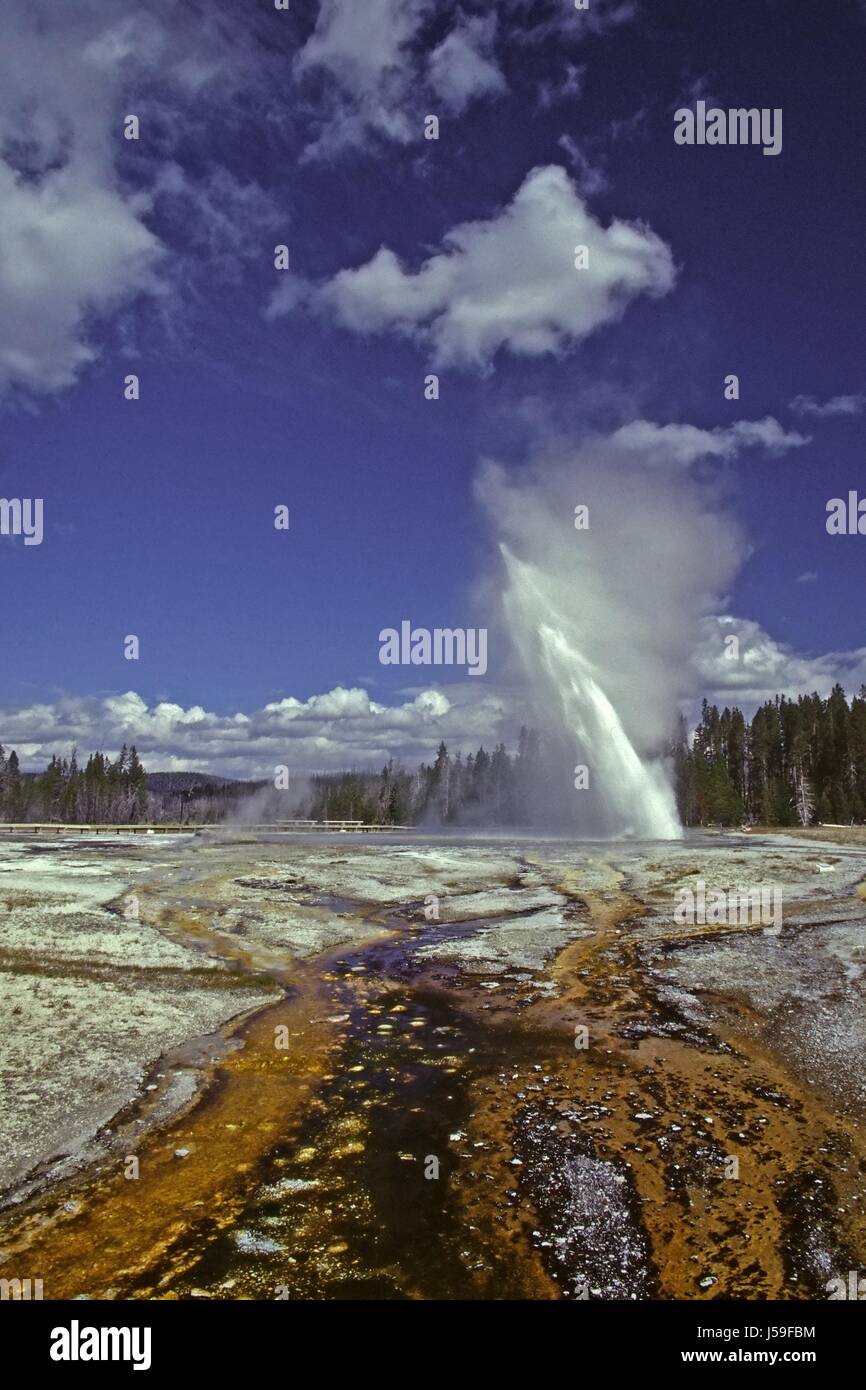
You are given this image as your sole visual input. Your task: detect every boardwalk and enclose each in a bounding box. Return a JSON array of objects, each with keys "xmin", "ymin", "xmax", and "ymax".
[{"xmin": 0, "ymin": 820, "xmax": 413, "ymax": 835}]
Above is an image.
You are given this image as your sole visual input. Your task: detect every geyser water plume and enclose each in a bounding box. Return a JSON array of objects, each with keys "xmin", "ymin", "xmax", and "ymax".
[
  {"xmin": 475, "ymin": 423, "xmax": 754, "ymax": 838},
  {"xmin": 501, "ymin": 546, "xmax": 682, "ymax": 838}
]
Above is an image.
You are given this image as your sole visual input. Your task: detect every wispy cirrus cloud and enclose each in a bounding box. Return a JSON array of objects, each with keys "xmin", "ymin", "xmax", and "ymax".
[
  {"xmin": 556, "ymin": 134, "xmax": 608, "ymax": 195},
  {"xmin": 504, "ymin": 0, "xmax": 639, "ymax": 45},
  {"xmin": 610, "ymin": 416, "xmax": 809, "ymax": 464},
  {"xmin": 428, "ymin": 11, "xmax": 507, "ymax": 114},
  {"xmin": 294, "ymin": 0, "xmax": 435, "ymax": 157},
  {"xmin": 789, "ymin": 392, "xmax": 866, "ymax": 418},
  {"xmin": 294, "ymin": 0, "xmax": 510, "ymax": 158},
  {"xmin": 293, "ymin": 0, "xmax": 640, "ymax": 159}
]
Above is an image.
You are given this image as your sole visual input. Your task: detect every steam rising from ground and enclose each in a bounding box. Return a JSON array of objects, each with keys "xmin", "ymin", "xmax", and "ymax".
[{"xmin": 475, "ymin": 423, "xmax": 760, "ymax": 837}]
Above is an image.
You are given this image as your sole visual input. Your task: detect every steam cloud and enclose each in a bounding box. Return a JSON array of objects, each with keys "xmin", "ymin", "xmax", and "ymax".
[{"xmin": 474, "ymin": 420, "xmax": 798, "ymax": 837}]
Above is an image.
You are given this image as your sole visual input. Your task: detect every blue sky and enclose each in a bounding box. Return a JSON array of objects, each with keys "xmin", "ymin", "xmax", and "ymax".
[{"xmin": 1, "ymin": 0, "xmax": 865, "ymax": 776}]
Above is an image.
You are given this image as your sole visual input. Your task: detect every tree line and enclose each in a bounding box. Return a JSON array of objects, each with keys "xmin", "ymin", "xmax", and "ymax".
[
  {"xmin": 306, "ymin": 727, "xmax": 568, "ymax": 826},
  {"xmin": 672, "ymin": 685, "xmax": 866, "ymax": 827},
  {"xmin": 5, "ymin": 686, "xmax": 866, "ymax": 829},
  {"xmin": 0, "ymin": 745, "xmax": 149, "ymax": 823},
  {"xmin": 312, "ymin": 687, "xmax": 866, "ymax": 830}
]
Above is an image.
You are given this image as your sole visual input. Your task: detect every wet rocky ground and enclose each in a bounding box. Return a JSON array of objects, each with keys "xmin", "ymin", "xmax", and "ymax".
[{"xmin": 0, "ymin": 828, "xmax": 864, "ymax": 1300}]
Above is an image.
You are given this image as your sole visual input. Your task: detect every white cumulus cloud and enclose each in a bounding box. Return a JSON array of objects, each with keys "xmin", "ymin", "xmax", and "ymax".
[
  {"xmin": 0, "ymin": 165, "xmax": 162, "ymax": 392},
  {"xmin": 0, "ymin": 0, "xmax": 278, "ymax": 395},
  {"xmin": 271, "ymin": 165, "xmax": 676, "ymax": 371},
  {"xmin": 695, "ymin": 616, "xmax": 866, "ymax": 706},
  {"xmin": 1, "ymin": 684, "xmax": 513, "ymax": 779}
]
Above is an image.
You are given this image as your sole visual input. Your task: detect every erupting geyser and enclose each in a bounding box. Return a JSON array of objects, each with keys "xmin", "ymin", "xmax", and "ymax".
[
  {"xmin": 475, "ymin": 425, "xmax": 753, "ymax": 838},
  {"xmin": 502, "ymin": 547, "xmax": 682, "ymax": 839}
]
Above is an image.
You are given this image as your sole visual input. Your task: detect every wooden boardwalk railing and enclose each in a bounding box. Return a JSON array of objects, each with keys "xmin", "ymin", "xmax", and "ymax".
[
  {"xmin": 0, "ymin": 823, "xmax": 195, "ymax": 835},
  {"xmin": 0, "ymin": 821, "xmax": 414, "ymax": 835}
]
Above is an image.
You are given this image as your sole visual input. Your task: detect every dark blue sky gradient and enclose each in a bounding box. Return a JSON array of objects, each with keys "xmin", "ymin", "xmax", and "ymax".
[{"xmin": 1, "ymin": 0, "xmax": 864, "ymax": 714}]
